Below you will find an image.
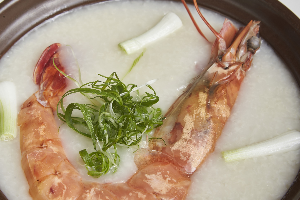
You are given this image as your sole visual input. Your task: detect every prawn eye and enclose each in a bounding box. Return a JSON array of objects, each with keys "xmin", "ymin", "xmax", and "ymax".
[
  {"xmin": 218, "ymin": 52, "xmax": 224, "ymax": 61},
  {"xmin": 247, "ymin": 36, "xmax": 261, "ymax": 53}
]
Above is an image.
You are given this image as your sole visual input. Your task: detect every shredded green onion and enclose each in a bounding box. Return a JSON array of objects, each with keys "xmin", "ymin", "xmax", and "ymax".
[
  {"xmin": 0, "ymin": 81, "xmax": 17, "ymax": 141},
  {"xmin": 57, "ymin": 72, "xmax": 164, "ymax": 177},
  {"xmin": 222, "ymin": 130, "xmax": 300, "ymax": 162},
  {"xmin": 122, "ymin": 51, "xmax": 144, "ymax": 80}
]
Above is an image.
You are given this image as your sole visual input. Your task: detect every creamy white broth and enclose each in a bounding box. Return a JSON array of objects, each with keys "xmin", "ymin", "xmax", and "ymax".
[{"xmin": 0, "ymin": 1, "xmax": 300, "ymax": 200}]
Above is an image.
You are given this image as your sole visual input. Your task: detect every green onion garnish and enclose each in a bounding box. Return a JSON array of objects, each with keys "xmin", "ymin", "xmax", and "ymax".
[
  {"xmin": 222, "ymin": 130, "xmax": 300, "ymax": 162},
  {"xmin": 119, "ymin": 12, "xmax": 183, "ymax": 54},
  {"xmin": 0, "ymin": 81, "xmax": 17, "ymax": 141},
  {"xmin": 57, "ymin": 72, "xmax": 164, "ymax": 177}
]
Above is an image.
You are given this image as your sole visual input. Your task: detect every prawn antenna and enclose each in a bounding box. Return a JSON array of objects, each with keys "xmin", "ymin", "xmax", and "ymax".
[
  {"xmin": 192, "ymin": 0, "xmax": 223, "ymax": 41},
  {"xmin": 181, "ymin": 0, "xmax": 224, "ymax": 42},
  {"xmin": 181, "ymin": 0, "xmax": 208, "ymax": 41}
]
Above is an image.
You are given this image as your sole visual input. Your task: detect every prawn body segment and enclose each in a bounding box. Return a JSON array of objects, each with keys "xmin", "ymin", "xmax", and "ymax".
[{"xmin": 128, "ymin": 162, "xmax": 191, "ymax": 199}]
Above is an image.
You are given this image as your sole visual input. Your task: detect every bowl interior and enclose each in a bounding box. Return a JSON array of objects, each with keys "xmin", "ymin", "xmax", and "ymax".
[{"xmin": 0, "ymin": 0, "xmax": 300, "ymax": 200}]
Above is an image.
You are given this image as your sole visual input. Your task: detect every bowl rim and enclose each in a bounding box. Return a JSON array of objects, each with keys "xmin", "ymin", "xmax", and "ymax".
[{"xmin": 0, "ymin": 0, "xmax": 300, "ymax": 200}]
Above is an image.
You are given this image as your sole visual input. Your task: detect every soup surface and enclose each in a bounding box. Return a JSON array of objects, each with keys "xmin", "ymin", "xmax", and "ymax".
[{"xmin": 0, "ymin": 1, "xmax": 299, "ymax": 200}]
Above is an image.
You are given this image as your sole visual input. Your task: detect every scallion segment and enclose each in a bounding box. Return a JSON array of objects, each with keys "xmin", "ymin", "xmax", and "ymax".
[
  {"xmin": 0, "ymin": 81, "xmax": 17, "ymax": 141},
  {"xmin": 57, "ymin": 72, "xmax": 164, "ymax": 177},
  {"xmin": 222, "ymin": 130, "xmax": 300, "ymax": 162},
  {"xmin": 119, "ymin": 12, "xmax": 183, "ymax": 54}
]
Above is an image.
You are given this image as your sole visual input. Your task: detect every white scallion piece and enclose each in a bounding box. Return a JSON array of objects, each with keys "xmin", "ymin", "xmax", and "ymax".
[
  {"xmin": 0, "ymin": 81, "xmax": 17, "ymax": 141},
  {"xmin": 222, "ymin": 130, "xmax": 300, "ymax": 162},
  {"xmin": 119, "ymin": 12, "xmax": 183, "ymax": 54}
]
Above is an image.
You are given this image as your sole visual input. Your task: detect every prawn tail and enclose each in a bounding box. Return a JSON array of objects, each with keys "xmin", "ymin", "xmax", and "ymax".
[{"xmin": 33, "ymin": 43, "xmax": 67, "ymax": 110}]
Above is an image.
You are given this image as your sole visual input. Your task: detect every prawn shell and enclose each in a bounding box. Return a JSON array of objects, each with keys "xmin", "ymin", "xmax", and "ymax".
[
  {"xmin": 150, "ymin": 20, "xmax": 259, "ymax": 174},
  {"xmin": 79, "ymin": 183, "xmax": 117, "ymax": 200},
  {"xmin": 127, "ymin": 162, "xmax": 191, "ymax": 199},
  {"xmin": 105, "ymin": 183, "xmax": 157, "ymax": 200},
  {"xmin": 18, "ymin": 95, "xmax": 62, "ymax": 153},
  {"xmin": 22, "ymin": 150, "xmax": 83, "ymax": 199}
]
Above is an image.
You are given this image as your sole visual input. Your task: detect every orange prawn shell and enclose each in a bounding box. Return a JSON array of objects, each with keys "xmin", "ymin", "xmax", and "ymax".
[{"xmin": 150, "ymin": 20, "xmax": 259, "ymax": 174}]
